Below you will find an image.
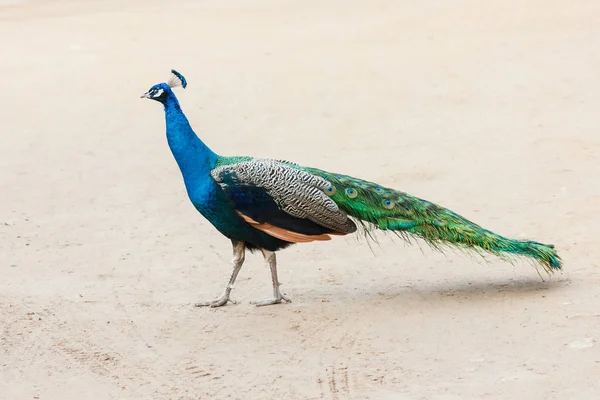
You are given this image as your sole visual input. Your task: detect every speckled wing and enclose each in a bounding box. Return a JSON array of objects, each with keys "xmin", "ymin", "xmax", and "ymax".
[{"xmin": 211, "ymin": 159, "xmax": 357, "ymax": 235}]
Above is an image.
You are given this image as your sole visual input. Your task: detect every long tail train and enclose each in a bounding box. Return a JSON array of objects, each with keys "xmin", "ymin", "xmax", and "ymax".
[{"xmin": 305, "ymin": 167, "xmax": 562, "ymax": 274}]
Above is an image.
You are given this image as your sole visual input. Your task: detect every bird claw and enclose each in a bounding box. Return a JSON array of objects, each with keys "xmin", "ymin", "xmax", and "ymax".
[
  {"xmin": 194, "ymin": 296, "xmax": 237, "ymax": 308},
  {"xmin": 252, "ymin": 294, "xmax": 292, "ymax": 307}
]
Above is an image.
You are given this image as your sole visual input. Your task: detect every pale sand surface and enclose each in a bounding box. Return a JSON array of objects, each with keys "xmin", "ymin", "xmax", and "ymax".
[{"xmin": 1, "ymin": 1, "xmax": 599, "ymax": 399}]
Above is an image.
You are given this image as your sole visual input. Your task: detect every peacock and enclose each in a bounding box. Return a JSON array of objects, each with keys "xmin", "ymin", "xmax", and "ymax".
[{"xmin": 141, "ymin": 70, "xmax": 562, "ymax": 307}]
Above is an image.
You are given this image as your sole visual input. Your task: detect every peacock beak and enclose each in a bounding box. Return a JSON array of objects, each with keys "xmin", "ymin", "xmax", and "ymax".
[{"xmin": 141, "ymin": 92, "xmax": 150, "ymax": 99}]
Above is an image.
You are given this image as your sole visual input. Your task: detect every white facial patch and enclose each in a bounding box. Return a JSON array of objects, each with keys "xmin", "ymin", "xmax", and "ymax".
[{"xmin": 152, "ymin": 88, "xmax": 164, "ymax": 98}]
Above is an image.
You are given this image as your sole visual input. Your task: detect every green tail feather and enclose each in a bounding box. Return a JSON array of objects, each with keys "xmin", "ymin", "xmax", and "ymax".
[{"xmin": 303, "ymin": 167, "xmax": 562, "ymax": 274}]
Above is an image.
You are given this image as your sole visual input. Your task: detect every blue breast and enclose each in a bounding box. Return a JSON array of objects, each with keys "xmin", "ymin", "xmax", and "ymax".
[{"xmin": 162, "ymin": 92, "xmax": 290, "ymax": 251}]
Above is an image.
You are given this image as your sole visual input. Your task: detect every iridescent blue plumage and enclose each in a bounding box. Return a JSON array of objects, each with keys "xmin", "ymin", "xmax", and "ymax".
[{"xmin": 141, "ymin": 75, "xmax": 291, "ymax": 254}]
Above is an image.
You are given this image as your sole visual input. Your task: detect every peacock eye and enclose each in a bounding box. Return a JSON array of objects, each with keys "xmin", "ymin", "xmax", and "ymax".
[
  {"xmin": 345, "ymin": 188, "xmax": 358, "ymax": 198},
  {"xmin": 383, "ymin": 199, "xmax": 394, "ymax": 209},
  {"xmin": 325, "ymin": 185, "xmax": 336, "ymax": 196}
]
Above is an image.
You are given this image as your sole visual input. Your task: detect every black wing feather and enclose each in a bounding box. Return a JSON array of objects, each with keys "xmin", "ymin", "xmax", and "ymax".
[{"xmin": 223, "ymin": 185, "xmax": 335, "ymax": 236}]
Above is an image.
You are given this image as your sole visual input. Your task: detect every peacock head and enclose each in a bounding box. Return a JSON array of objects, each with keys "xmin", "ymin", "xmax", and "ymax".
[{"xmin": 141, "ymin": 69, "xmax": 187, "ymax": 103}]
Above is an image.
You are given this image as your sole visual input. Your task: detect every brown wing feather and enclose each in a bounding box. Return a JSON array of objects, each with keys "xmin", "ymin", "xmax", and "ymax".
[{"xmin": 237, "ymin": 212, "xmax": 341, "ymax": 243}]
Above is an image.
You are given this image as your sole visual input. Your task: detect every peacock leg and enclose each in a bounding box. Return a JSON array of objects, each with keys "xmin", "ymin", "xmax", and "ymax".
[
  {"xmin": 252, "ymin": 249, "xmax": 292, "ymax": 307},
  {"xmin": 195, "ymin": 240, "xmax": 245, "ymax": 308}
]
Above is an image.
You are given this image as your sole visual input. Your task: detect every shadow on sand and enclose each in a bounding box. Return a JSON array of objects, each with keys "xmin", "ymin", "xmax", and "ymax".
[{"xmin": 301, "ymin": 276, "xmax": 570, "ymax": 306}]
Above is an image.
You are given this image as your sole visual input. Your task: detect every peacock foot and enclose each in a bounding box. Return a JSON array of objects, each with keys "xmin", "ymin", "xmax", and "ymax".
[
  {"xmin": 252, "ymin": 293, "xmax": 292, "ymax": 307},
  {"xmin": 194, "ymin": 295, "xmax": 237, "ymax": 308}
]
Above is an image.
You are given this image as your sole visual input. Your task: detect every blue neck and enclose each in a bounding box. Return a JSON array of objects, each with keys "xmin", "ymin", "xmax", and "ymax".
[{"xmin": 163, "ymin": 95, "xmax": 218, "ymax": 193}]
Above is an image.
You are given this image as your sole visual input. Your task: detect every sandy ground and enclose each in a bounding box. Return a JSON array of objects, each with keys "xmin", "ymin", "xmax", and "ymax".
[{"xmin": 1, "ymin": 0, "xmax": 600, "ymax": 399}]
